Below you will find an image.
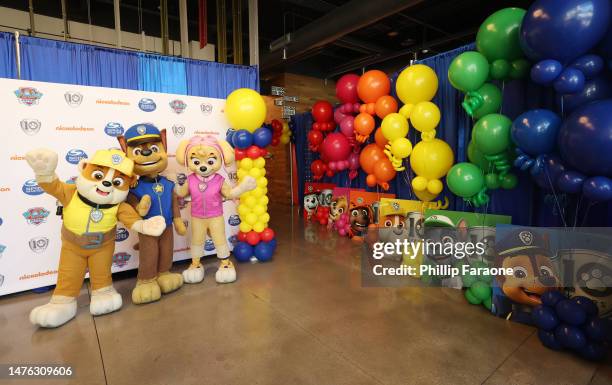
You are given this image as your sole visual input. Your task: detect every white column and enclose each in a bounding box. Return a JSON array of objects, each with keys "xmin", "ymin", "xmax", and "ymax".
[
  {"xmin": 179, "ymin": 0, "xmax": 189, "ymax": 58},
  {"xmin": 114, "ymin": 0, "xmax": 122, "ymax": 48},
  {"xmin": 248, "ymin": 0, "xmax": 259, "ymax": 66}
]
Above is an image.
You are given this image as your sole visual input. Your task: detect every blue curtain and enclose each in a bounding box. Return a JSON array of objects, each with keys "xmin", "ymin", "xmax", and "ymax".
[
  {"xmin": 1, "ymin": 32, "xmax": 258, "ymax": 98},
  {"xmin": 0, "ymin": 32, "xmax": 16, "ymax": 78},
  {"xmin": 292, "ymin": 43, "xmax": 612, "ymax": 227},
  {"xmin": 186, "ymin": 60, "xmax": 259, "ymax": 98},
  {"xmin": 138, "ymin": 53, "xmax": 187, "ymax": 94}
]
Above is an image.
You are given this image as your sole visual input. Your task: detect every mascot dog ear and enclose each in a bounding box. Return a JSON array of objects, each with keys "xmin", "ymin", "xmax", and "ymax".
[
  {"xmin": 218, "ymin": 139, "xmax": 235, "ymax": 165},
  {"xmin": 175, "ymin": 139, "xmax": 190, "ymax": 166}
]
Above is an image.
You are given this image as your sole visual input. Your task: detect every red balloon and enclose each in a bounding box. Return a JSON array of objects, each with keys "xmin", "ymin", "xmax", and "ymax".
[
  {"xmin": 271, "ymin": 138, "xmax": 280, "ymax": 146},
  {"xmin": 312, "ymin": 122, "xmax": 322, "ymax": 131},
  {"xmin": 336, "ymin": 74, "xmax": 360, "ymax": 104},
  {"xmin": 308, "ymin": 130, "xmax": 324, "ymax": 146},
  {"xmin": 320, "ymin": 133, "xmax": 351, "ymax": 162},
  {"xmin": 235, "ymin": 148, "xmax": 246, "ymax": 160},
  {"xmin": 237, "ymin": 231, "xmax": 248, "ymax": 242},
  {"xmin": 246, "ymin": 231, "xmax": 261, "ymax": 246},
  {"xmin": 311, "ymin": 159, "xmax": 326, "ymax": 180},
  {"xmin": 246, "ymin": 145, "xmax": 262, "ymax": 159},
  {"xmin": 271, "ymin": 119, "xmax": 282, "ymax": 132},
  {"xmin": 260, "ymin": 228, "xmax": 275, "ymax": 242},
  {"xmin": 326, "ymin": 170, "xmax": 334, "ymax": 177},
  {"xmin": 324, "ymin": 122, "xmax": 335, "ymax": 131},
  {"xmin": 312, "ymin": 101, "xmax": 333, "ymax": 123},
  {"xmin": 359, "ymin": 143, "xmax": 385, "ymax": 174}
]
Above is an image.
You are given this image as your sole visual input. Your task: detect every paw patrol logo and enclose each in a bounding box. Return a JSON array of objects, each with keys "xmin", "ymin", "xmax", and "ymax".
[
  {"xmin": 228, "ymin": 235, "xmax": 237, "ymax": 245},
  {"xmin": 112, "ymin": 252, "xmax": 131, "ymax": 268},
  {"xmin": 28, "ymin": 237, "xmax": 49, "ymax": 253},
  {"xmin": 65, "ymin": 149, "xmax": 88, "ymax": 165},
  {"xmin": 169, "ymin": 99, "xmax": 187, "ymax": 114},
  {"xmin": 23, "ymin": 207, "xmax": 50, "ymax": 226},
  {"xmin": 15, "ymin": 87, "xmax": 42, "ymax": 106},
  {"xmin": 111, "ymin": 154, "xmax": 123, "ymax": 165},
  {"xmin": 228, "ymin": 214, "xmax": 240, "ymax": 226},
  {"xmin": 64, "ymin": 92, "xmax": 83, "ymax": 107},
  {"xmin": 138, "ymin": 98, "xmax": 157, "ymax": 112},
  {"xmin": 172, "ymin": 124, "xmax": 186, "ymax": 138},
  {"xmin": 65, "ymin": 176, "xmax": 78, "ymax": 185},
  {"xmin": 0, "ymin": 274, "xmax": 4, "ymax": 287},
  {"xmin": 104, "ymin": 122, "xmax": 124, "ymax": 137},
  {"xmin": 391, "ymin": 202, "xmax": 400, "ymax": 211},
  {"xmin": 519, "ymin": 231, "xmax": 533, "ymax": 245},
  {"xmin": 0, "ymin": 244, "xmax": 5, "ymax": 257},
  {"xmin": 200, "ymin": 103, "xmax": 213, "ymax": 115},
  {"xmin": 204, "ymin": 239, "xmax": 216, "ymax": 251},
  {"xmin": 115, "ymin": 228, "xmax": 129, "ymax": 242},
  {"xmin": 356, "ymin": 197, "xmax": 364, "ymax": 204},
  {"xmin": 20, "ymin": 119, "xmax": 41, "ymax": 136},
  {"xmin": 22, "ymin": 179, "xmax": 44, "ymax": 196}
]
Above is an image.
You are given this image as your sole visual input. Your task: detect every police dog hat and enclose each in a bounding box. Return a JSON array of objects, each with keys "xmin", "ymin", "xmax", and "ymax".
[{"xmin": 496, "ymin": 229, "xmax": 551, "ymax": 257}]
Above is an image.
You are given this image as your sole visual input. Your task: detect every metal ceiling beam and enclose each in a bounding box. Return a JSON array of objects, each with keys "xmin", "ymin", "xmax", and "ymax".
[
  {"xmin": 396, "ymin": 12, "xmax": 452, "ymax": 36},
  {"xmin": 260, "ymin": 0, "xmax": 425, "ymax": 72}
]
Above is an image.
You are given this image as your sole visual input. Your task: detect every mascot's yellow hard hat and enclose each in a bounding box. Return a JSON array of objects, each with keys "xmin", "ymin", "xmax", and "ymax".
[{"xmin": 89, "ymin": 149, "xmax": 134, "ymax": 177}]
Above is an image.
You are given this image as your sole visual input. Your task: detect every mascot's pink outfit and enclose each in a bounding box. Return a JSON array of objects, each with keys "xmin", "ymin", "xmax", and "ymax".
[{"xmin": 188, "ymin": 173, "xmax": 224, "ymax": 218}]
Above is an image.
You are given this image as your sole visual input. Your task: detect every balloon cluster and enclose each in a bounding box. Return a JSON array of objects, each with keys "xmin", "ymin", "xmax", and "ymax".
[
  {"xmin": 270, "ymin": 119, "xmax": 291, "ymax": 146},
  {"xmin": 313, "ymin": 205, "xmax": 330, "ymax": 226},
  {"xmin": 224, "ymin": 88, "xmax": 276, "ymax": 262},
  {"xmin": 521, "ymin": 0, "xmax": 610, "ymax": 95},
  {"xmin": 333, "ymin": 212, "xmax": 351, "ymax": 237},
  {"xmin": 533, "ymin": 291, "xmax": 610, "ymax": 361},
  {"xmin": 461, "ymin": 261, "xmax": 493, "ymax": 310}
]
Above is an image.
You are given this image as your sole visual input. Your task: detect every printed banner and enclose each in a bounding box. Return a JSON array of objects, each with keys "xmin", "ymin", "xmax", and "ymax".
[{"xmin": 0, "ymin": 78, "xmax": 239, "ymax": 295}]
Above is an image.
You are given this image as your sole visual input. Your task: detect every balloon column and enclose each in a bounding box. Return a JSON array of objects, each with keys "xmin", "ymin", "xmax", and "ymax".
[
  {"xmin": 533, "ymin": 292, "xmax": 610, "ymax": 361},
  {"xmin": 334, "ymin": 74, "xmax": 362, "ymax": 179},
  {"xmin": 521, "ymin": 0, "xmax": 610, "ymax": 95},
  {"xmin": 224, "ymin": 88, "xmax": 277, "ymax": 262},
  {"xmin": 269, "ymin": 119, "xmax": 291, "ymax": 146}
]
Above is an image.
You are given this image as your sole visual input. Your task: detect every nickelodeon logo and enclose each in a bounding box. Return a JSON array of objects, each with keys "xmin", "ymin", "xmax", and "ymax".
[
  {"xmin": 56, "ymin": 125, "xmax": 95, "ymax": 132},
  {"xmin": 10, "ymin": 155, "xmax": 25, "ymax": 160},
  {"xmin": 96, "ymin": 99, "xmax": 130, "ymax": 106},
  {"xmin": 0, "ymin": 187, "xmax": 10, "ymax": 192}
]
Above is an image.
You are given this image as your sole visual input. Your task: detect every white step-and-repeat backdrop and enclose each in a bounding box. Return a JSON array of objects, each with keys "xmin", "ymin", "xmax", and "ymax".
[{"xmin": 0, "ymin": 78, "xmax": 240, "ymax": 295}]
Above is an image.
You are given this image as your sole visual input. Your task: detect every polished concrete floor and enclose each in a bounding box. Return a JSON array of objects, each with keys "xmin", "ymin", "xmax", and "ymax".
[{"xmin": 1, "ymin": 205, "xmax": 610, "ymax": 385}]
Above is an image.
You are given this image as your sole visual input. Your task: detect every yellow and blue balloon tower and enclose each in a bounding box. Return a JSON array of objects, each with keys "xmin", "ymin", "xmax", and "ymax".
[{"xmin": 225, "ymin": 88, "xmax": 277, "ymax": 262}]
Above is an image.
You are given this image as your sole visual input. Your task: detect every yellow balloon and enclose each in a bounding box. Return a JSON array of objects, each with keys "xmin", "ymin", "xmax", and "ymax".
[
  {"xmin": 427, "ymin": 179, "xmax": 443, "ymax": 195},
  {"xmin": 398, "ymin": 104, "xmax": 414, "ymax": 119},
  {"xmin": 282, "ymin": 121, "xmax": 289, "ymax": 131},
  {"xmin": 395, "ymin": 64, "xmax": 438, "ymax": 105},
  {"xmin": 240, "ymin": 158, "xmax": 254, "ymax": 170},
  {"xmin": 262, "ymin": 187, "xmax": 268, "ymax": 195},
  {"xmin": 249, "ymin": 167, "xmax": 262, "ymax": 178},
  {"xmin": 410, "ymin": 138, "xmax": 454, "ymax": 180},
  {"xmin": 253, "ymin": 222, "xmax": 265, "ymax": 233},
  {"xmin": 237, "ymin": 169, "xmax": 246, "ymax": 179},
  {"xmin": 239, "ymin": 222, "xmax": 252, "ymax": 232},
  {"xmin": 412, "ymin": 176, "xmax": 428, "ymax": 191},
  {"xmin": 410, "ymin": 101, "xmax": 441, "ymax": 133},
  {"xmin": 280, "ymin": 134, "xmax": 290, "ymax": 144},
  {"xmin": 238, "ymin": 205, "xmax": 250, "ymax": 216},
  {"xmin": 260, "ymin": 196, "xmax": 269, "ymax": 205},
  {"xmin": 391, "ymin": 138, "xmax": 413, "ymax": 158},
  {"xmin": 253, "ymin": 204, "xmax": 266, "ymax": 215},
  {"xmin": 257, "ymin": 177, "xmax": 268, "ymax": 187},
  {"xmin": 244, "ymin": 195, "xmax": 257, "ymax": 208},
  {"xmin": 245, "ymin": 213, "xmax": 258, "ymax": 225},
  {"xmin": 260, "ymin": 213, "xmax": 270, "ymax": 223},
  {"xmin": 261, "ymin": 168, "xmax": 267, "ymax": 177},
  {"xmin": 254, "ymin": 157, "xmax": 266, "ymax": 169},
  {"xmin": 381, "ymin": 113, "xmax": 409, "ymax": 141},
  {"xmin": 225, "ymin": 88, "xmax": 266, "ymax": 132},
  {"xmin": 414, "ymin": 189, "xmax": 437, "ymax": 202},
  {"xmin": 252, "ymin": 186, "xmax": 264, "ymax": 197}
]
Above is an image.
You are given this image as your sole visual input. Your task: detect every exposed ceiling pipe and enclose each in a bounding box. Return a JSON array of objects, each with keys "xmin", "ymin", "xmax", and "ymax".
[{"xmin": 260, "ymin": 0, "xmax": 425, "ymax": 72}]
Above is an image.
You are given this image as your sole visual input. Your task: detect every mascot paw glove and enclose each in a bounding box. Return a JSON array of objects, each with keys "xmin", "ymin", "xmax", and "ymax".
[
  {"xmin": 25, "ymin": 148, "xmax": 59, "ymax": 182},
  {"xmin": 137, "ymin": 194, "xmax": 152, "ymax": 217},
  {"xmin": 173, "ymin": 217, "xmax": 187, "ymax": 236},
  {"xmin": 133, "ymin": 215, "xmax": 166, "ymax": 236}
]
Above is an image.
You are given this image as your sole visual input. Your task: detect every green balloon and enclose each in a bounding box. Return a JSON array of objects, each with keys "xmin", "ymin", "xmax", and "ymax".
[
  {"xmin": 483, "ymin": 296, "xmax": 492, "ymax": 310},
  {"xmin": 510, "ymin": 58, "xmax": 530, "ymax": 79},
  {"xmin": 471, "ymin": 281, "xmax": 492, "ymax": 301},
  {"xmin": 462, "ymin": 273, "xmax": 477, "ymax": 288},
  {"xmin": 500, "ymin": 173, "xmax": 518, "ymax": 189},
  {"xmin": 465, "ymin": 288, "xmax": 482, "ymax": 305},
  {"xmin": 467, "ymin": 140, "xmax": 493, "ymax": 170},
  {"xmin": 470, "ymin": 83, "xmax": 502, "ymax": 119},
  {"xmin": 476, "ymin": 8, "xmax": 527, "ymax": 62},
  {"xmin": 490, "ymin": 59, "xmax": 511, "ymax": 80},
  {"xmin": 485, "ymin": 173, "xmax": 500, "ymax": 189},
  {"xmin": 447, "ymin": 162, "xmax": 485, "ymax": 198},
  {"xmin": 448, "ymin": 51, "xmax": 490, "ymax": 92},
  {"xmin": 472, "ymin": 113, "xmax": 512, "ymax": 155}
]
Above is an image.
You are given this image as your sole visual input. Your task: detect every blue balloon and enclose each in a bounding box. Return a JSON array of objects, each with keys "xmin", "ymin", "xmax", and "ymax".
[
  {"xmin": 569, "ymin": 54, "xmax": 605, "ymax": 79},
  {"xmin": 559, "ymin": 76, "xmax": 612, "ymax": 114},
  {"xmin": 538, "ymin": 329, "xmax": 564, "ymax": 350},
  {"xmin": 571, "ymin": 296, "xmax": 599, "ymax": 317},
  {"xmin": 553, "ymin": 68, "xmax": 585, "ymax": 95},
  {"xmin": 555, "ymin": 324, "xmax": 587, "ymax": 350},
  {"xmin": 556, "ymin": 299, "xmax": 587, "ymax": 325},
  {"xmin": 541, "ymin": 291, "xmax": 566, "ymax": 307},
  {"xmin": 558, "ymin": 99, "xmax": 612, "ymax": 177},
  {"xmin": 557, "ymin": 171, "xmax": 586, "ymax": 194},
  {"xmin": 234, "ymin": 242, "xmax": 253, "ymax": 262},
  {"xmin": 254, "ymin": 240, "xmax": 275, "ymax": 262},
  {"xmin": 584, "ymin": 318, "xmax": 606, "ymax": 342},
  {"xmin": 226, "ymin": 129, "xmax": 236, "ymax": 144},
  {"xmin": 531, "ymin": 59, "xmax": 563, "ymax": 85},
  {"xmin": 578, "ymin": 341, "xmax": 607, "ymax": 361},
  {"xmin": 232, "ymin": 129, "xmax": 253, "ymax": 149},
  {"xmin": 531, "ymin": 155, "xmax": 566, "ymax": 190},
  {"xmin": 520, "ymin": 0, "xmax": 611, "ymax": 64},
  {"xmin": 532, "ymin": 306, "xmax": 560, "ymax": 331},
  {"xmin": 253, "ymin": 127, "xmax": 273, "ymax": 147},
  {"xmin": 511, "ymin": 109, "xmax": 561, "ymax": 156},
  {"xmin": 583, "ymin": 176, "xmax": 612, "ymax": 201}
]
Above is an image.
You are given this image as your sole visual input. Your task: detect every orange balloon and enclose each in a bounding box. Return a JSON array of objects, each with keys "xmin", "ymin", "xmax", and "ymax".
[
  {"xmin": 359, "ymin": 143, "xmax": 385, "ymax": 174},
  {"xmin": 357, "ymin": 70, "xmax": 391, "ymax": 103},
  {"xmin": 374, "ymin": 127, "xmax": 388, "ymax": 148},
  {"xmin": 354, "ymin": 112, "xmax": 375, "ymax": 137},
  {"xmin": 374, "ymin": 158, "xmax": 397, "ymax": 182},
  {"xmin": 366, "ymin": 174, "xmax": 377, "ymax": 187},
  {"xmin": 375, "ymin": 95, "xmax": 398, "ymax": 119},
  {"xmin": 366, "ymin": 103, "xmax": 376, "ymax": 115}
]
